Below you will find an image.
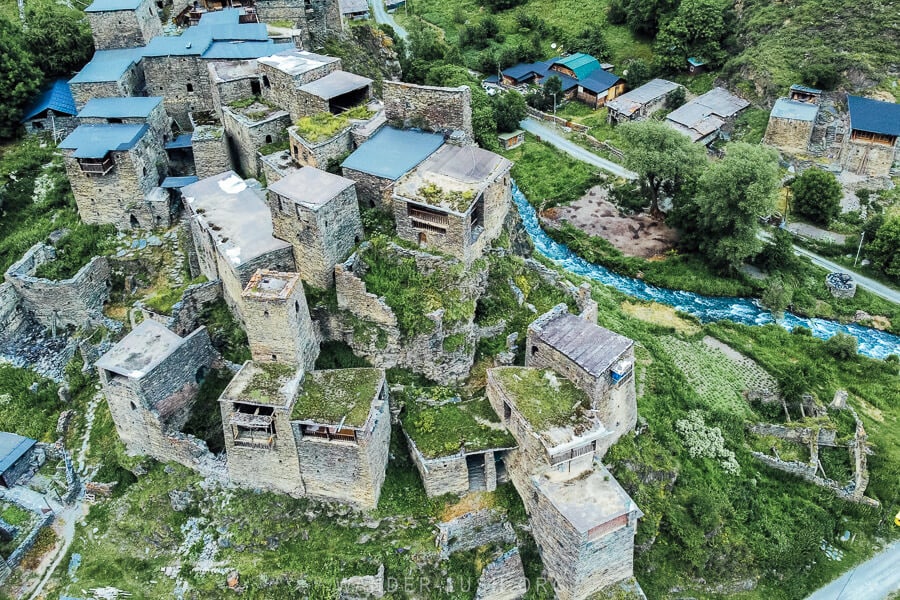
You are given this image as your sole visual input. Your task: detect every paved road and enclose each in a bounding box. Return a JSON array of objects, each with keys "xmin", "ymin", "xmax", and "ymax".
[
  {"xmin": 806, "ymin": 541, "xmax": 900, "ymax": 600},
  {"xmin": 759, "ymin": 231, "xmax": 900, "ymax": 305},
  {"xmin": 370, "ymin": 0, "xmax": 407, "ymax": 40},
  {"xmin": 520, "ymin": 117, "xmax": 637, "ymax": 180}
]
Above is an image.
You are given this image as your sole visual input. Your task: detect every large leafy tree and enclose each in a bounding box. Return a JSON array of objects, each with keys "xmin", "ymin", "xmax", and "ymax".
[
  {"xmin": 654, "ymin": 0, "xmax": 731, "ymax": 70},
  {"xmin": 679, "ymin": 143, "xmax": 780, "ymax": 272},
  {"xmin": 867, "ymin": 216, "xmax": 900, "ymax": 279},
  {"xmin": 493, "ymin": 89, "xmax": 526, "ymax": 133},
  {"xmin": 0, "ymin": 19, "xmax": 42, "ymax": 138},
  {"xmin": 619, "ymin": 120, "xmax": 707, "ymax": 218},
  {"xmin": 24, "ymin": 5, "xmax": 94, "ymax": 79},
  {"xmin": 790, "ymin": 168, "xmax": 842, "ymax": 225}
]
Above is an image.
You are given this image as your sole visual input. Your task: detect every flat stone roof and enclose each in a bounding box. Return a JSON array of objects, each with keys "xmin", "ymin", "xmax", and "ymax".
[
  {"xmin": 96, "ymin": 320, "xmax": 186, "ymax": 378},
  {"xmin": 298, "ymin": 71, "xmax": 372, "ymax": 100},
  {"xmin": 220, "ymin": 361, "xmax": 303, "ymax": 408},
  {"xmin": 291, "ymin": 368, "xmax": 385, "ymax": 428},
  {"xmin": 394, "ymin": 144, "xmax": 512, "ymax": 214},
  {"xmin": 534, "ymin": 464, "xmax": 641, "ymax": 533},
  {"xmin": 268, "ymin": 166, "xmax": 355, "ymax": 209},
  {"xmin": 532, "ymin": 311, "xmax": 633, "ymax": 378},
  {"xmin": 242, "ymin": 270, "xmax": 303, "ymax": 300},
  {"xmin": 258, "ymin": 49, "xmax": 339, "ymax": 76},
  {"xmin": 181, "ymin": 171, "xmax": 291, "ymax": 268},
  {"xmin": 208, "ymin": 59, "xmax": 261, "ymax": 83}
]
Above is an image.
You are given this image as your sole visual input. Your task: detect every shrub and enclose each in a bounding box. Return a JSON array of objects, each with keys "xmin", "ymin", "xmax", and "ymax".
[
  {"xmin": 791, "ymin": 168, "xmax": 842, "ymax": 225},
  {"xmin": 824, "ymin": 332, "xmax": 858, "ymax": 360},
  {"xmin": 675, "ymin": 410, "xmax": 740, "ymax": 475}
]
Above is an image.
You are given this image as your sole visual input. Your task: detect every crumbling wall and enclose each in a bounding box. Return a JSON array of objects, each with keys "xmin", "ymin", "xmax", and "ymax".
[
  {"xmin": 435, "ymin": 509, "xmax": 515, "ymax": 559},
  {"xmin": 169, "ymin": 280, "xmax": 223, "ymax": 335},
  {"xmin": 222, "ymin": 108, "xmax": 292, "ymax": 178},
  {"xmin": 841, "ymin": 139, "xmax": 896, "ymax": 177},
  {"xmin": 254, "ymin": 0, "xmax": 340, "ymax": 48},
  {"xmin": 192, "ymin": 126, "xmax": 232, "ymax": 179},
  {"xmin": 260, "ymin": 58, "xmax": 341, "ymax": 122},
  {"xmin": 383, "ymin": 81, "xmax": 473, "ymax": 144},
  {"xmin": 4, "ymin": 243, "xmax": 110, "ymax": 330},
  {"xmin": 0, "ymin": 282, "xmax": 25, "ymax": 338},
  {"xmin": 339, "ymin": 564, "xmax": 385, "ymax": 599},
  {"xmin": 475, "ymin": 548, "xmax": 527, "ymax": 600},
  {"xmin": 748, "ymin": 423, "xmax": 837, "ymax": 447},
  {"xmin": 288, "ymin": 126, "xmax": 353, "ymax": 169},
  {"xmin": 87, "ymin": 0, "xmax": 161, "ymax": 50}
]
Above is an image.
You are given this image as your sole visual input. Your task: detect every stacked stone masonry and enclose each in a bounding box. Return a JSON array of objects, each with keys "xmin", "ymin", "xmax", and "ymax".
[
  {"xmin": 475, "ymin": 548, "xmax": 528, "ymax": 600},
  {"xmin": 191, "ymin": 126, "xmax": 232, "ymax": 179},
  {"xmin": 222, "ymin": 105, "xmax": 292, "ymax": 179},
  {"xmin": 383, "ymin": 81, "xmax": 474, "ymax": 145},
  {"xmin": 288, "ymin": 125, "xmax": 353, "ymax": 170},
  {"xmin": 87, "ymin": 0, "xmax": 163, "ymax": 51},
  {"xmin": 436, "ymin": 509, "xmax": 516, "ymax": 559}
]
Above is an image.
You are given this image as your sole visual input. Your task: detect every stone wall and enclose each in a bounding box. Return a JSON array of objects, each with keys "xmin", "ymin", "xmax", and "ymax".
[
  {"xmin": 405, "ymin": 432, "xmax": 470, "ymax": 497},
  {"xmin": 763, "ymin": 116, "xmax": 815, "ymax": 156},
  {"xmin": 5, "ymin": 513, "xmax": 54, "ymax": 572},
  {"xmin": 341, "ymin": 167, "xmax": 394, "ymax": 209},
  {"xmin": 143, "ymin": 56, "xmax": 211, "ymax": 130},
  {"xmin": 209, "ymin": 64, "xmax": 262, "ymax": 121},
  {"xmin": 169, "ymin": 280, "xmax": 223, "ymax": 335},
  {"xmin": 24, "ymin": 115, "xmax": 77, "ymax": 139},
  {"xmin": 222, "ymin": 108, "xmax": 292, "ymax": 178},
  {"xmin": 254, "ymin": 0, "xmax": 340, "ymax": 48},
  {"xmin": 0, "ymin": 282, "xmax": 25, "ymax": 338},
  {"xmin": 79, "ymin": 103, "xmax": 170, "ymax": 146},
  {"xmin": 296, "ymin": 380, "xmax": 391, "ymax": 509},
  {"xmin": 64, "ymin": 133, "xmax": 167, "ymax": 230},
  {"xmin": 192, "ymin": 126, "xmax": 232, "ymax": 179},
  {"xmin": 87, "ymin": 0, "xmax": 162, "ymax": 50},
  {"xmin": 288, "ymin": 126, "xmax": 353, "ymax": 169},
  {"xmin": 340, "ymin": 564, "xmax": 385, "ymax": 599},
  {"xmin": 70, "ymin": 62, "xmax": 146, "ymax": 110},
  {"xmin": 383, "ymin": 81, "xmax": 473, "ymax": 144},
  {"xmin": 5, "ymin": 244, "xmax": 110, "ymax": 330},
  {"xmin": 436, "ymin": 509, "xmax": 516, "ymax": 559},
  {"xmin": 260, "ymin": 59, "xmax": 341, "ymax": 122},
  {"xmin": 335, "ymin": 254, "xmax": 397, "ymax": 328},
  {"xmin": 269, "ymin": 182, "xmax": 363, "ymax": 289},
  {"xmin": 841, "ymin": 138, "xmax": 897, "ymax": 177},
  {"xmin": 748, "ymin": 423, "xmax": 837, "ymax": 447},
  {"xmin": 475, "ymin": 548, "xmax": 527, "ymax": 600}
]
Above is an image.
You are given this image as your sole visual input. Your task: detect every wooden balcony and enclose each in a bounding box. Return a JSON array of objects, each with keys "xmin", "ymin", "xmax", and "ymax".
[
  {"xmin": 78, "ymin": 156, "xmax": 115, "ymax": 176},
  {"xmin": 408, "ymin": 207, "xmax": 449, "ymax": 227},
  {"xmin": 233, "ymin": 434, "xmax": 275, "ymax": 449}
]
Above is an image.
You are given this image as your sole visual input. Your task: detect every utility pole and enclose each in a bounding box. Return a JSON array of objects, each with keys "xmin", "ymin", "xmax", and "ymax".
[{"xmin": 853, "ymin": 231, "xmax": 865, "ymax": 267}]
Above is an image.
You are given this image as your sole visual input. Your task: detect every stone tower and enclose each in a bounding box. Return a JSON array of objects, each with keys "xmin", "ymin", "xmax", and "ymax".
[
  {"xmin": 268, "ymin": 167, "xmax": 363, "ymax": 289},
  {"xmin": 240, "ymin": 270, "xmax": 319, "ymax": 371}
]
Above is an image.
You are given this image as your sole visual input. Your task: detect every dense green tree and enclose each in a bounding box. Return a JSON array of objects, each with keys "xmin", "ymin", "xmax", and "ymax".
[
  {"xmin": 623, "ymin": 58, "xmax": 653, "ymax": 87},
  {"xmin": 402, "ymin": 18, "xmax": 448, "ymax": 83},
  {"xmin": 761, "ymin": 275, "xmax": 792, "ymax": 317},
  {"xmin": 542, "ymin": 75, "xmax": 563, "ymax": 111},
  {"xmin": 619, "ymin": 121, "xmax": 707, "ymax": 218},
  {"xmin": 654, "ymin": 0, "xmax": 731, "ymax": 70},
  {"xmin": 566, "ymin": 27, "xmax": 610, "ymax": 60},
  {"xmin": 608, "ymin": 0, "xmax": 677, "ymax": 37},
  {"xmin": 0, "ymin": 19, "xmax": 42, "ymax": 138},
  {"xmin": 824, "ymin": 332, "xmax": 858, "ymax": 360},
  {"xmin": 481, "ymin": 0, "xmax": 525, "ymax": 12},
  {"xmin": 791, "ymin": 168, "xmax": 842, "ymax": 225},
  {"xmin": 756, "ymin": 227, "xmax": 796, "ymax": 273},
  {"xmin": 867, "ymin": 216, "xmax": 900, "ymax": 278},
  {"xmin": 24, "ymin": 5, "xmax": 94, "ymax": 79},
  {"xmin": 679, "ymin": 143, "xmax": 780, "ymax": 272},
  {"xmin": 493, "ymin": 90, "xmax": 526, "ymax": 133}
]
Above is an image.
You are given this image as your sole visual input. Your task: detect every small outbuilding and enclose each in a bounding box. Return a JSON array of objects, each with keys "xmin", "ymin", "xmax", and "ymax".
[
  {"xmin": 763, "ymin": 98, "xmax": 819, "ymax": 155},
  {"xmin": 0, "ymin": 433, "xmax": 37, "ymax": 488},
  {"xmin": 606, "ymin": 78, "xmax": 680, "ymax": 123},
  {"xmin": 666, "ymin": 87, "xmax": 750, "ymax": 145},
  {"xmin": 498, "ymin": 129, "xmax": 525, "ymax": 150},
  {"xmin": 20, "ymin": 79, "xmax": 78, "ymax": 139}
]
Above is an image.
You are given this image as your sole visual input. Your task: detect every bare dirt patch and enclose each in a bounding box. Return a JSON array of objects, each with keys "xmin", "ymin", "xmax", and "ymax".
[{"xmin": 544, "ymin": 185, "xmax": 678, "ymax": 258}]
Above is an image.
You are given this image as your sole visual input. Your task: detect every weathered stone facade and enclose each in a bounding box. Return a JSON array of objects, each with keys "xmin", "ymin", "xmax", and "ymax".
[
  {"xmin": 405, "ymin": 430, "xmax": 510, "ymax": 497},
  {"xmin": 254, "ymin": 0, "xmax": 341, "ymax": 49},
  {"xmin": 259, "ymin": 50, "xmax": 341, "ymax": 121},
  {"xmin": 191, "ymin": 126, "xmax": 231, "ymax": 179},
  {"xmin": 0, "ymin": 283, "xmax": 25, "ymax": 338},
  {"xmin": 4, "ymin": 243, "xmax": 110, "ymax": 330},
  {"xmin": 383, "ymin": 81, "xmax": 474, "ymax": 145},
  {"xmin": 259, "ymin": 149, "xmax": 300, "ymax": 185},
  {"xmin": 340, "ymin": 167, "xmax": 394, "ymax": 209},
  {"xmin": 97, "ymin": 321, "xmax": 217, "ymax": 469},
  {"xmin": 435, "ymin": 509, "xmax": 516, "ymax": 559},
  {"xmin": 841, "ymin": 137, "xmax": 897, "ymax": 177},
  {"xmin": 268, "ymin": 167, "xmax": 363, "ymax": 288},
  {"xmin": 69, "ymin": 59, "xmax": 146, "ymax": 110},
  {"xmin": 475, "ymin": 548, "xmax": 527, "ymax": 600},
  {"xmin": 764, "ymin": 113, "xmax": 816, "ymax": 156},
  {"xmin": 143, "ymin": 55, "xmax": 211, "ymax": 130},
  {"xmin": 208, "ymin": 60, "xmax": 263, "ymax": 121},
  {"xmin": 288, "ymin": 125, "xmax": 353, "ymax": 169},
  {"xmin": 222, "ymin": 103, "xmax": 292, "ymax": 178},
  {"xmin": 241, "ymin": 270, "xmax": 319, "ymax": 369},
  {"xmin": 86, "ymin": 0, "xmax": 162, "ymax": 51},
  {"xmin": 77, "ymin": 97, "xmax": 170, "ymax": 145}
]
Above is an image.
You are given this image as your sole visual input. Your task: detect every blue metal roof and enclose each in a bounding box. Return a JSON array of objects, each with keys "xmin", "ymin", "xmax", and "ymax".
[
  {"xmin": 484, "ymin": 74, "xmax": 499, "ymax": 84},
  {"xmin": 85, "ymin": 0, "xmax": 143, "ymax": 12},
  {"xmin": 578, "ymin": 69, "xmax": 622, "ymax": 94},
  {"xmin": 59, "ymin": 123, "xmax": 149, "ymax": 158},
  {"xmin": 22, "ymin": 79, "xmax": 77, "ymax": 121},
  {"xmin": 552, "ymin": 53, "xmax": 601, "ymax": 80},
  {"xmin": 770, "ymin": 98, "xmax": 818, "ymax": 122},
  {"xmin": 847, "ymin": 95, "xmax": 900, "ymax": 137},
  {"xmin": 165, "ymin": 134, "xmax": 193, "ymax": 149},
  {"xmin": 69, "ymin": 47, "xmax": 143, "ymax": 84},
  {"xmin": 502, "ymin": 61, "xmax": 550, "ymax": 82},
  {"xmin": 342, "ymin": 127, "xmax": 444, "ymax": 180},
  {"xmin": 161, "ymin": 175, "xmax": 199, "ymax": 188},
  {"xmin": 202, "ymin": 40, "xmax": 292, "ymax": 60},
  {"xmin": 790, "ymin": 84, "xmax": 822, "ymax": 95},
  {"xmin": 143, "ymin": 27, "xmax": 213, "ymax": 56},
  {"xmin": 198, "ymin": 7, "xmax": 242, "ymax": 25},
  {"xmin": 78, "ymin": 96, "xmax": 162, "ymax": 119},
  {"xmin": 0, "ymin": 432, "xmax": 36, "ymax": 475},
  {"xmin": 687, "ymin": 57, "xmax": 706, "ymax": 67},
  {"xmin": 209, "ymin": 23, "xmax": 269, "ymax": 41}
]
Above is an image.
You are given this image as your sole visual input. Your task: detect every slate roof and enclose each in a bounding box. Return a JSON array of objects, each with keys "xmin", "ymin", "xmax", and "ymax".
[
  {"xmin": 552, "ymin": 53, "xmax": 601, "ymax": 80},
  {"xmin": 59, "ymin": 124, "xmax": 149, "ymax": 158},
  {"xmin": 341, "ymin": 127, "xmax": 444, "ymax": 180},
  {"xmin": 96, "ymin": 319, "xmax": 186, "ymax": 378},
  {"xmin": 606, "ymin": 79, "xmax": 679, "ymax": 117},
  {"xmin": 533, "ymin": 312, "xmax": 632, "ymax": 377},
  {"xmin": 770, "ymin": 98, "xmax": 819, "ymax": 122},
  {"xmin": 0, "ymin": 432, "xmax": 36, "ymax": 475},
  {"xmin": 78, "ymin": 96, "xmax": 162, "ymax": 119},
  {"xmin": 269, "ymin": 167, "xmax": 355, "ymax": 209},
  {"xmin": 578, "ymin": 69, "xmax": 622, "ymax": 94},
  {"xmin": 21, "ymin": 79, "xmax": 77, "ymax": 121},
  {"xmin": 161, "ymin": 175, "xmax": 199, "ymax": 188},
  {"xmin": 69, "ymin": 47, "xmax": 143, "ymax": 84},
  {"xmin": 847, "ymin": 95, "xmax": 900, "ymax": 137},
  {"xmin": 340, "ymin": 0, "xmax": 369, "ymax": 13},
  {"xmin": 85, "ymin": 0, "xmax": 143, "ymax": 12},
  {"xmin": 298, "ymin": 71, "xmax": 372, "ymax": 100},
  {"xmin": 666, "ymin": 87, "xmax": 749, "ymax": 142}
]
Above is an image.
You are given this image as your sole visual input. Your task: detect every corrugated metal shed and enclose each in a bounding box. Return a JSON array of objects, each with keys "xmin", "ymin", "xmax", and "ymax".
[
  {"xmin": 847, "ymin": 95, "xmax": 900, "ymax": 137},
  {"xmin": 78, "ymin": 96, "xmax": 162, "ymax": 119},
  {"xmin": 341, "ymin": 127, "xmax": 444, "ymax": 180},
  {"xmin": 21, "ymin": 79, "xmax": 77, "ymax": 121},
  {"xmin": 59, "ymin": 123, "xmax": 149, "ymax": 158}
]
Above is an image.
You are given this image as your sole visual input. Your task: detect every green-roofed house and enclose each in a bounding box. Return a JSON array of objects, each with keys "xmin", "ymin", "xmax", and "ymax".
[
  {"xmin": 219, "ymin": 362, "xmax": 390, "ymax": 509},
  {"xmin": 549, "ymin": 53, "xmax": 602, "ymax": 81}
]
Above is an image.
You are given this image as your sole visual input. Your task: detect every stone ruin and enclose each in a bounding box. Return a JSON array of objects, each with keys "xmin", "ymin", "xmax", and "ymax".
[{"xmin": 826, "ymin": 272, "xmax": 857, "ymax": 299}]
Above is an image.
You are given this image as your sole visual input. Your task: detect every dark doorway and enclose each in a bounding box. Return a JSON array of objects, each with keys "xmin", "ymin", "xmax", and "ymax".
[
  {"xmin": 466, "ymin": 454, "xmax": 486, "ymax": 491},
  {"xmin": 251, "ymin": 79, "xmax": 261, "ymax": 96}
]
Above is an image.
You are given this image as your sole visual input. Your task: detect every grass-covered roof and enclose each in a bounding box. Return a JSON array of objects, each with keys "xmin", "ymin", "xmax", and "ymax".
[
  {"xmin": 402, "ymin": 397, "xmax": 516, "ymax": 459},
  {"xmin": 491, "ymin": 367, "xmax": 589, "ymax": 432},
  {"xmin": 291, "ymin": 368, "xmax": 383, "ymax": 427}
]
